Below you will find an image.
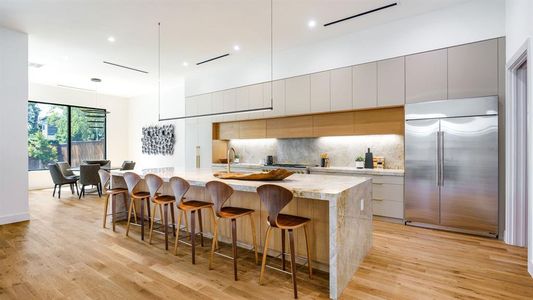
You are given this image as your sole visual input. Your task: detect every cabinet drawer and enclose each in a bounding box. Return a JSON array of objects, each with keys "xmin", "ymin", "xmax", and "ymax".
[
  {"xmin": 373, "ymin": 183, "xmax": 404, "ymax": 202},
  {"xmin": 372, "ymin": 199, "xmax": 404, "ymax": 219},
  {"xmin": 371, "ymin": 175, "xmax": 404, "ymax": 185}
]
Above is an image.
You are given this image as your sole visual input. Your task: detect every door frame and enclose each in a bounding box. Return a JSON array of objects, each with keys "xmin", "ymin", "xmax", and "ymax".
[{"xmin": 504, "ymin": 38, "xmax": 532, "ymax": 275}]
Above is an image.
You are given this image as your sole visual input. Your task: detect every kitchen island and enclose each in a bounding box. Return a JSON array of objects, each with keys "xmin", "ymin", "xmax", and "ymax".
[{"xmin": 110, "ymin": 168, "xmax": 372, "ymax": 299}]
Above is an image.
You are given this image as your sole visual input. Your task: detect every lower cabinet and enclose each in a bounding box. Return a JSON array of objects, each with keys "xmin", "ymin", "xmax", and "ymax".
[{"xmin": 310, "ymin": 171, "xmax": 404, "ymax": 219}]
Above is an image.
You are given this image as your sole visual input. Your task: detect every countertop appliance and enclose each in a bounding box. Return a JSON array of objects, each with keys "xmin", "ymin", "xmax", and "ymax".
[
  {"xmin": 262, "ymin": 163, "xmax": 315, "ymax": 174},
  {"xmin": 404, "ymin": 96, "xmax": 499, "ymax": 237}
]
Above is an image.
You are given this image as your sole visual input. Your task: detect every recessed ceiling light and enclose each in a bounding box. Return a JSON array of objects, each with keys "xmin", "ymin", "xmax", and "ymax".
[
  {"xmin": 182, "ymin": 61, "xmax": 189, "ymax": 67},
  {"xmin": 308, "ymin": 20, "xmax": 317, "ymax": 28},
  {"xmin": 107, "ymin": 36, "xmax": 115, "ymax": 43},
  {"xmin": 233, "ymin": 45, "xmax": 240, "ymax": 51},
  {"xmin": 91, "ymin": 78, "xmax": 102, "ymax": 83},
  {"xmin": 28, "ymin": 62, "xmax": 44, "ymax": 68}
]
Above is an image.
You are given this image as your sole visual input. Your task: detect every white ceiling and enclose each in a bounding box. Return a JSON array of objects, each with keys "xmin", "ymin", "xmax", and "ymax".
[{"xmin": 0, "ymin": 0, "xmax": 469, "ymax": 98}]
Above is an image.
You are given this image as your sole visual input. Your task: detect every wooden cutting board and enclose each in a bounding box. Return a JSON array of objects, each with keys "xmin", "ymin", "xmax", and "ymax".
[{"xmin": 213, "ymin": 168, "xmax": 294, "ymax": 181}]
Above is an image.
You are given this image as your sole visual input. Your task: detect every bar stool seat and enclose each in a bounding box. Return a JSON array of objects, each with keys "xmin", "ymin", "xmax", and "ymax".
[
  {"xmin": 106, "ymin": 187, "xmax": 128, "ymax": 195},
  {"xmin": 131, "ymin": 191, "xmax": 151, "ymax": 198},
  {"xmin": 178, "ymin": 200, "xmax": 213, "ymax": 210},
  {"xmin": 219, "ymin": 206, "xmax": 254, "ymax": 218},
  {"xmin": 153, "ymin": 195, "xmax": 175, "ymax": 204},
  {"xmin": 273, "ymin": 214, "xmax": 310, "ymax": 229}
]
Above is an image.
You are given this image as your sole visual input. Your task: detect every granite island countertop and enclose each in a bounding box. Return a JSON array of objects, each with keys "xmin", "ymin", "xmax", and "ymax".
[{"xmin": 111, "ymin": 167, "xmax": 371, "ymax": 202}]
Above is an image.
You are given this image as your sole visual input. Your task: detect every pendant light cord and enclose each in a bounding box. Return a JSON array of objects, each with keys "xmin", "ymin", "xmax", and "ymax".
[{"xmin": 158, "ymin": 22, "xmax": 161, "ymax": 121}]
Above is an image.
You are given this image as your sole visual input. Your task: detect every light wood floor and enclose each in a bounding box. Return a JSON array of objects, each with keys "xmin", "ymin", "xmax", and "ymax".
[{"xmin": 0, "ymin": 190, "xmax": 532, "ymax": 299}]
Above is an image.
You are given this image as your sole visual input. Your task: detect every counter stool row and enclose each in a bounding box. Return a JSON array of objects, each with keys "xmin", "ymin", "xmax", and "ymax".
[{"xmin": 100, "ymin": 172, "xmax": 312, "ymax": 299}]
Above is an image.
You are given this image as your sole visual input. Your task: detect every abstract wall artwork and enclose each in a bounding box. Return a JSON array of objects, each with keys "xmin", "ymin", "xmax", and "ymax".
[{"xmin": 141, "ymin": 124, "xmax": 175, "ymax": 155}]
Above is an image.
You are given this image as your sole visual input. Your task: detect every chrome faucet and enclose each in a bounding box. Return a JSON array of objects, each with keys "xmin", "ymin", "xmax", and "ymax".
[{"xmin": 227, "ymin": 147, "xmax": 236, "ymax": 173}]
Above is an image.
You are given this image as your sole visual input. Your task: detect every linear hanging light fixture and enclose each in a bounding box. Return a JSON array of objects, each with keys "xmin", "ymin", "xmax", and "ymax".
[{"xmin": 157, "ymin": 0, "xmax": 274, "ymax": 121}]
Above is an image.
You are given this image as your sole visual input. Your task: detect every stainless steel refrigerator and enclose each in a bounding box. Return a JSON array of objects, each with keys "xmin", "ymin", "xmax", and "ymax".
[{"xmin": 404, "ymin": 96, "xmax": 499, "ymax": 237}]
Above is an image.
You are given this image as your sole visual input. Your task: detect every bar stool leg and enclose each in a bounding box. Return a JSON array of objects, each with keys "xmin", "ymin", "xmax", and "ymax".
[
  {"xmin": 231, "ymin": 218, "xmax": 238, "ymax": 281},
  {"xmin": 209, "ymin": 207, "xmax": 219, "ymax": 250},
  {"xmin": 132, "ymin": 199, "xmax": 138, "ymax": 224},
  {"xmin": 126, "ymin": 198, "xmax": 136, "ymax": 237},
  {"xmin": 112, "ymin": 194, "xmax": 117, "ymax": 232},
  {"xmin": 170, "ymin": 205, "xmax": 176, "ymax": 237},
  {"xmin": 184, "ymin": 211, "xmax": 190, "ymax": 240},
  {"xmin": 259, "ymin": 226, "xmax": 272, "ymax": 285},
  {"xmin": 198, "ymin": 210, "xmax": 204, "ymax": 247},
  {"xmin": 174, "ymin": 208, "xmax": 182, "ymax": 255},
  {"xmin": 191, "ymin": 210, "xmax": 196, "ymax": 264},
  {"xmin": 163, "ymin": 204, "xmax": 169, "ymax": 250},
  {"xmin": 209, "ymin": 218, "xmax": 219, "ymax": 270},
  {"xmin": 303, "ymin": 224, "xmax": 312, "ymax": 278},
  {"xmin": 249, "ymin": 214, "xmax": 258, "ymax": 264},
  {"xmin": 288, "ymin": 229, "xmax": 298, "ymax": 299},
  {"xmin": 281, "ymin": 229, "xmax": 286, "ymax": 271},
  {"xmin": 149, "ymin": 203, "xmax": 158, "ymax": 244},
  {"xmin": 103, "ymin": 194, "xmax": 110, "ymax": 228},
  {"xmin": 140, "ymin": 198, "xmax": 145, "ymax": 241}
]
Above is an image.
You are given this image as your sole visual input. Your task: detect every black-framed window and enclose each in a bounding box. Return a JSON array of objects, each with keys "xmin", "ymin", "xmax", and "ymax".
[{"xmin": 28, "ymin": 101, "xmax": 107, "ymax": 171}]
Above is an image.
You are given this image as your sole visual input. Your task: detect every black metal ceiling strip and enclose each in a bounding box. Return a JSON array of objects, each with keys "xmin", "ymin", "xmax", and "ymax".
[
  {"xmin": 196, "ymin": 53, "xmax": 230, "ymax": 65},
  {"xmin": 103, "ymin": 61, "xmax": 149, "ymax": 74},
  {"xmin": 323, "ymin": 2, "xmax": 398, "ymax": 27},
  {"xmin": 158, "ymin": 106, "xmax": 273, "ymax": 121}
]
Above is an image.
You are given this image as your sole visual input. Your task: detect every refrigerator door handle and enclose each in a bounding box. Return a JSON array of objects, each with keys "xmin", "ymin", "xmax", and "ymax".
[
  {"xmin": 440, "ymin": 131, "xmax": 445, "ymax": 186},
  {"xmin": 436, "ymin": 131, "xmax": 440, "ymax": 186}
]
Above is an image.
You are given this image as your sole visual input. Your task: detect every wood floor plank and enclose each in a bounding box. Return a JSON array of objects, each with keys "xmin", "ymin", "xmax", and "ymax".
[{"xmin": 0, "ymin": 189, "xmax": 532, "ymax": 299}]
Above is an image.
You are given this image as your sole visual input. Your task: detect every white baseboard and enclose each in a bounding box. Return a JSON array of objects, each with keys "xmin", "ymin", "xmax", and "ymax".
[{"xmin": 0, "ymin": 212, "xmax": 30, "ymax": 225}]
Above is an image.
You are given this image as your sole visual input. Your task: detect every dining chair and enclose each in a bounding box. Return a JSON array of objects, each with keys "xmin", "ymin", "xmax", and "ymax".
[
  {"xmin": 79, "ymin": 164, "xmax": 101, "ymax": 198},
  {"xmin": 48, "ymin": 163, "xmax": 79, "ymax": 198},
  {"xmin": 57, "ymin": 161, "xmax": 79, "ymax": 194},
  {"xmin": 120, "ymin": 161, "xmax": 136, "ymax": 171}
]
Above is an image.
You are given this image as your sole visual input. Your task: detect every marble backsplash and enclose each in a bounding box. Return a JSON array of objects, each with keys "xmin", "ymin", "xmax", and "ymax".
[{"xmin": 229, "ymin": 134, "xmax": 404, "ymax": 169}]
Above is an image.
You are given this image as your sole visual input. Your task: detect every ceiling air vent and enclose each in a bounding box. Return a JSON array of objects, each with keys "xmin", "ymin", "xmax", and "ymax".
[
  {"xmin": 57, "ymin": 84, "xmax": 96, "ymax": 92},
  {"xmin": 196, "ymin": 53, "xmax": 230, "ymax": 66},
  {"xmin": 103, "ymin": 61, "xmax": 149, "ymax": 74},
  {"xmin": 323, "ymin": 2, "xmax": 398, "ymax": 27}
]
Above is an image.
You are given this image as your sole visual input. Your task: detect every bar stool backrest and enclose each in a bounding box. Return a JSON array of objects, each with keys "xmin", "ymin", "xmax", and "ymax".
[
  {"xmin": 145, "ymin": 173, "xmax": 163, "ymax": 197},
  {"xmin": 169, "ymin": 176, "xmax": 190, "ymax": 203},
  {"xmin": 206, "ymin": 181, "xmax": 234, "ymax": 217},
  {"xmin": 123, "ymin": 172, "xmax": 142, "ymax": 195},
  {"xmin": 98, "ymin": 169, "xmax": 111, "ymax": 190},
  {"xmin": 257, "ymin": 184, "xmax": 294, "ymax": 227}
]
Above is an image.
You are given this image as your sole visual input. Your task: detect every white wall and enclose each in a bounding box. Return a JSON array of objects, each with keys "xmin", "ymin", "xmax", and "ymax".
[
  {"xmin": 505, "ymin": 0, "xmax": 533, "ymax": 276},
  {"xmin": 28, "ymin": 83, "xmax": 130, "ymax": 189},
  {"xmin": 0, "ymin": 27, "xmax": 29, "ymax": 225},
  {"xmin": 127, "ymin": 83, "xmax": 186, "ymax": 170},
  {"xmin": 185, "ymin": 0, "xmax": 506, "ymax": 96}
]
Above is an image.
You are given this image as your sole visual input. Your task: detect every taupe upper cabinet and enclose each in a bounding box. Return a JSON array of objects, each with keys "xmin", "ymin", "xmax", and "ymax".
[
  {"xmin": 285, "ymin": 75, "xmax": 311, "ymax": 115},
  {"xmin": 263, "ymin": 80, "xmax": 286, "ymax": 118},
  {"xmin": 448, "ymin": 39, "xmax": 498, "ymax": 98},
  {"xmin": 353, "ymin": 62, "xmax": 377, "ymax": 109},
  {"xmin": 330, "ymin": 67, "xmax": 353, "ymax": 111},
  {"xmin": 310, "ymin": 71, "xmax": 331, "ymax": 113},
  {"xmin": 377, "ymin": 57, "xmax": 405, "ymax": 107},
  {"xmin": 406, "ymin": 49, "xmax": 448, "ymax": 103}
]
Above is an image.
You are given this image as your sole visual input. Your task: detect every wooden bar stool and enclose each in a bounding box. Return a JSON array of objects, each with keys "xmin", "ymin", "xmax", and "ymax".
[
  {"xmin": 98, "ymin": 170, "xmax": 128, "ymax": 232},
  {"xmin": 206, "ymin": 180, "xmax": 258, "ymax": 281},
  {"xmin": 146, "ymin": 174, "xmax": 176, "ymax": 250},
  {"xmin": 124, "ymin": 172, "xmax": 151, "ymax": 241},
  {"xmin": 170, "ymin": 176, "xmax": 217, "ymax": 264},
  {"xmin": 257, "ymin": 184, "xmax": 312, "ymax": 299}
]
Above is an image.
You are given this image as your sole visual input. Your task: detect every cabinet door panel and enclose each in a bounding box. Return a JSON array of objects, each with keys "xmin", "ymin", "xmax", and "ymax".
[
  {"xmin": 222, "ymin": 89, "xmax": 237, "ymax": 121},
  {"xmin": 266, "ymin": 116, "xmax": 313, "ymax": 138},
  {"xmin": 218, "ymin": 122, "xmax": 239, "ymax": 140},
  {"xmin": 310, "ymin": 71, "xmax": 331, "ymax": 113},
  {"xmin": 353, "ymin": 62, "xmax": 377, "ymax": 109},
  {"xmin": 313, "ymin": 112, "xmax": 354, "ymax": 136},
  {"xmin": 263, "ymin": 80, "xmax": 285, "ymax": 117},
  {"xmin": 377, "ymin": 57, "xmax": 405, "ymax": 107},
  {"xmin": 239, "ymin": 120, "xmax": 266, "ymax": 139},
  {"xmin": 247, "ymin": 83, "xmax": 265, "ymax": 120},
  {"xmin": 285, "ymin": 75, "xmax": 310, "ymax": 115},
  {"xmin": 406, "ymin": 49, "xmax": 447, "ymax": 103},
  {"xmin": 330, "ymin": 67, "xmax": 352, "ymax": 111},
  {"xmin": 448, "ymin": 39, "xmax": 498, "ymax": 98}
]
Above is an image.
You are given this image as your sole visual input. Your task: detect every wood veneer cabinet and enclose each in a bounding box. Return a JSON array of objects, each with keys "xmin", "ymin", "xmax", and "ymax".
[
  {"xmin": 354, "ymin": 106, "xmax": 404, "ymax": 135},
  {"xmin": 239, "ymin": 119, "xmax": 266, "ymax": 139},
  {"xmin": 266, "ymin": 116, "xmax": 313, "ymax": 138},
  {"xmin": 218, "ymin": 122, "xmax": 239, "ymax": 140},
  {"xmin": 313, "ymin": 112, "xmax": 354, "ymax": 136}
]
